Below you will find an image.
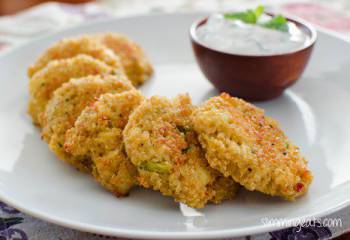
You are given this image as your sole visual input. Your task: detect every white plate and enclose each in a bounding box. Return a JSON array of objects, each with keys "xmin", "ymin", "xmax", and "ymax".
[{"xmin": 0, "ymin": 13, "xmax": 350, "ymax": 239}]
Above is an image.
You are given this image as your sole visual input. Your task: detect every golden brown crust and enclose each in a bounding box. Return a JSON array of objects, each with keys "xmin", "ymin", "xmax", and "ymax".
[
  {"xmin": 41, "ymin": 74, "xmax": 133, "ymax": 172},
  {"xmin": 94, "ymin": 33, "xmax": 153, "ymax": 86},
  {"xmin": 192, "ymin": 93, "xmax": 313, "ymax": 200},
  {"xmin": 28, "ymin": 54, "xmax": 116, "ymax": 125},
  {"xmin": 123, "ymin": 94, "xmax": 238, "ymax": 208},
  {"xmin": 26, "ymin": 32, "xmax": 313, "ymax": 204},
  {"xmin": 65, "ymin": 90, "xmax": 144, "ymax": 196},
  {"xmin": 28, "ymin": 35, "xmax": 123, "ymax": 77}
]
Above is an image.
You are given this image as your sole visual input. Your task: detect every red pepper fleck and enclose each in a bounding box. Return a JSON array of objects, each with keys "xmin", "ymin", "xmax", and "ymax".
[
  {"xmin": 63, "ymin": 143, "xmax": 71, "ymax": 152},
  {"xmin": 295, "ymin": 183, "xmax": 304, "ymax": 192}
]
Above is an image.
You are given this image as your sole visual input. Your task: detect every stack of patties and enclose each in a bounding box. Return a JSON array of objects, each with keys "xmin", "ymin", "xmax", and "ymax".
[
  {"xmin": 28, "ymin": 34, "xmax": 153, "ymax": 125},
  {"xmin": 27, "ymin": 33, "xmax": 312, "ymax": 209},
  {"xmin": 27, "ymin": 33, "xmax": 153, "ymax": 194},
  {"xmin": 122, "ymin": 92, "xmax": 312, "ymax": 207},
  {"xmin": 123, "ymin": 94, "xmax": 239, "ymax": 208}
]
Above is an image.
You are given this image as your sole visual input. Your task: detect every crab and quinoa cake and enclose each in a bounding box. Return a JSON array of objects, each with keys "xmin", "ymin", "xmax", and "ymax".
[
  {"xmin": 41, "ymin": 74, "xmax": 133, "ymax": 172},
  {"xmin": 94, "ymin": 33, "xmax": 153, "ymax": 86},
  {"xmin": 192, "ymin": 93, "xmax": 313, "ymax": 200},
  {"xmin": 28, "ymin": 54, "xmax": 117, "ymax": 125},
  {"xmin": 28, "ymin": 35, "xmax": 123, "ymax": 77},
  {"xmin": 65, "ymin": 90, "xmax": 144, "ymax": 196},
  {"xmin": 123, "ymin": 94, "xmax": 238, "ymax": 208}
]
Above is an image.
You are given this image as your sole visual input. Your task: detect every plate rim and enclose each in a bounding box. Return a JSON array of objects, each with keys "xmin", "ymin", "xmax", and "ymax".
[
  {"xmin": 0, "ymin": 12, "xmax": 350, "ymax": 239},
  {"xmin": 1, "ymin": 190, "xmax": 349, "ymax": 239}
]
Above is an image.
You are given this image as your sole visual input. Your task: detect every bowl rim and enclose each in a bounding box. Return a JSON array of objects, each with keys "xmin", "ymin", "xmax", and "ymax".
[{"xmin": 190, "ymin": 11, "xmax": 318, "ymax": 57}]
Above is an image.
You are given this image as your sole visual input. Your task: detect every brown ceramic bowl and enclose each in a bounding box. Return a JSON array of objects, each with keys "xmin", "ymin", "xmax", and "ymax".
[{"xmin": 190, "ymin": 14, "xmax": 317, "ymax": 101}]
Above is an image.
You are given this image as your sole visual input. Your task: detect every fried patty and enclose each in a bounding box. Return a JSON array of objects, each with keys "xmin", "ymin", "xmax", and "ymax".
[
  {"xmin": 123, "ymin": 94, "xmax": 238, "ymax": 208},
  {"xmin": 192, "ymin": 93, "xmax": 313, "ymax": 200},
  {"xmin": 28, "ymin": 35, "xmax": 123, "ymax": 77},
  {"xmin": 28, "ymin": 54, "xmax": 117, "ymax": 125},
  {"xmin": 65, "ymin": 90, "xmax": 144, "ymax": 196},
  {"xmin": 94, "ymin": 33, "xmax": 153, "ymax": 86},
  {"xmin": 41, "ymin": 74, "xmax": 133, "ymax": 172}
]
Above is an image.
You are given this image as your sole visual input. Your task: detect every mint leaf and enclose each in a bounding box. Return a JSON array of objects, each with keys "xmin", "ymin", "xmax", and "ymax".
[
  {"xmin": 254, "ymin": 5, "xmax": 264, "ymax": 19},
  {"xmin": 223, "ymin": 6, "xmax": 289, "ymax": 32},
  {"xmin": 262, "ymin": 15, "xmax": 289, "ymax": 32},
  {"xmin": 224, "ymin": 11, "xmax": 257, "ymax": 23},
  {"xmin": 224, "ymin": 5, "xmax": 265, "ymax": 24}
]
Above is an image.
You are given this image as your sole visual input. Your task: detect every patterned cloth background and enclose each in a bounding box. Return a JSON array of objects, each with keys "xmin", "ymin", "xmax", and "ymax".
[{"xmin": 0, "ymin": 1, "xmax": 350, "ymax": 239}]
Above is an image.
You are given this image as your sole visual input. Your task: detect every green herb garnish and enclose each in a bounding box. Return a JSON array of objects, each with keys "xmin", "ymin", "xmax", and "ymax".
[
  {"xmin": 224, "ymin": 5, "xmax": 289, "ymax": 32},
  {"xmin": 262, "ymin": 14, "xmax": 288, "ymax": 32},
  {"xmin": 140, "ymin": 161, "xmax": 170, "ymax": 174},
  {"xmin": 224, "ymin": 5, "xmax": 264, "ymax": 24}
]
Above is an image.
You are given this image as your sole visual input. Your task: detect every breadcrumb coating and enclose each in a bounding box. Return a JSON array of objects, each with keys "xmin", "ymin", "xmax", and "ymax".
[
  {"xmin": 123, "ymin": 94, "xmax": 238, "ymax": 208},
  {"xmin": 27, "ymin": 32, "xmax": 314, "ymax": 205},
  {"xmin": 192, "ymin": 93, "xmax": 313, "ymax": 200},
  {"xmin": 65, "ymin": 91, "xmax": 144, "ymax": 196},
  {"xmin": 94, "ymin": 33, "xmax": 153, "ymax": 86},
  {"xmin": 28, "ymin": 54, "xmax": 116, "ymax": 125},
  {"xmin": 41, "ymin": 74, "xmax": 133, "ymax": 172},
  {"xmin": 27, "ymin": 35, "xmax": 123, "ymax": 77}
]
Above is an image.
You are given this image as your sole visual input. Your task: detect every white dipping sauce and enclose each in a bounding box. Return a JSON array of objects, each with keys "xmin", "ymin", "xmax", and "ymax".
[{"xmin": 196, "ymin": 13, "xmax": 311, "ymax": 55}]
